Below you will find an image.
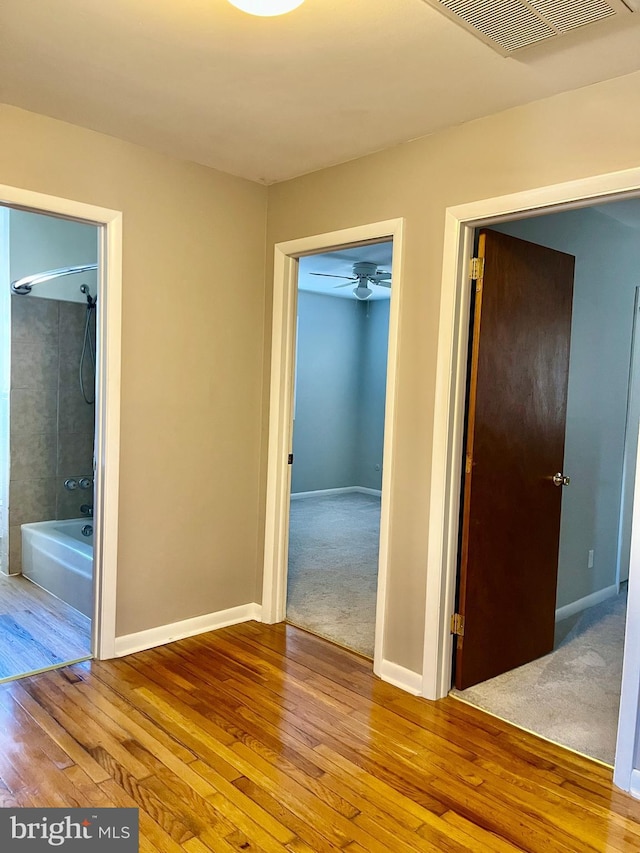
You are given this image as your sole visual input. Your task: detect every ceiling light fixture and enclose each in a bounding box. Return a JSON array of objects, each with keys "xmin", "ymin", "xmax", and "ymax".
[
  {"xmin": 353, "ymin": 285, "xmax": 373, "ymax": 301},
  {"xmin": 227, "ymin": 0, "xmax": 305, "ymax": 16}
]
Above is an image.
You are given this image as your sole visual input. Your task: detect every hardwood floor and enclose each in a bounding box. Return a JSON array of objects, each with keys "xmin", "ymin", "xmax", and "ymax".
[
  {"xmin": 0, "ymin": 621, "xmax": 639, "ymax": 851},
  {"xmin": 0, "ymin": 572, "xmax": 91, "ymax": 680}
]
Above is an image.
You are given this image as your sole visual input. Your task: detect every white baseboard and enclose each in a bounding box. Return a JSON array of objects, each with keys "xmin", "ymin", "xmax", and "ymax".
[
  {"xmin": 555, "ymin": 584, "xmax": 618, "ymax": 623},
  {"xmin": 378, "ymin": 659, "xmax": 422, "ymax": 695},
  {"xmin": 291, "ymin": 486, "xmax": 382, "ymax": 500},
  {"xmin": 114, "ymin": 602, "xmax": 262, "ymax": 657},
  {"xmin": 629, "ymin": 769, "xmax": 640, "ymax": 799}
]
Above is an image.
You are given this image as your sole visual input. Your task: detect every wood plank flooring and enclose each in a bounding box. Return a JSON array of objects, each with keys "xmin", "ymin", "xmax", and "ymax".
[
  {"xmin": 0, "ymin": 621, "xmax": 639, "ymax": 851},
  {"xmin": 0, "ymin": 572, "xmax": 91, "ymax": 680}
]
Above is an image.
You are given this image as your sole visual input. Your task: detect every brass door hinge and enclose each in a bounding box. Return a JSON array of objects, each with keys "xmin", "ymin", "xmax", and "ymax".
[
  {"xmin": 470, "ymin": 257, "xmax": 484, "ymax": 281},
  {"xmin": 287, "ymin": 453, "xmax": 294, "ymax": 465},
  {"xmin": 450, "ymin": 613, "xmax": 464, "ymax": 637}
]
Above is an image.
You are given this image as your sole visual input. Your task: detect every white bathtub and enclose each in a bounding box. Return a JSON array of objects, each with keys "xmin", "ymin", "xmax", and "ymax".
[{"xmin": 21, "ymin": 518, "xmax": 94, "ymax": 618}]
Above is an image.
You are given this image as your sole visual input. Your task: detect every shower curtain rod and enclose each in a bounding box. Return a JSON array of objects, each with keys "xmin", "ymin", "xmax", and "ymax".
[{"xmin": 10, "ymin": 263, "xmax": 98, "ymax": 295}]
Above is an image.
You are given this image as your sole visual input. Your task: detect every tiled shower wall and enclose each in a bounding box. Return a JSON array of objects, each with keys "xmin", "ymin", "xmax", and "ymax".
[{"xmin": 8, "ymin": 295, "xmax": 95, "ymax": 574}]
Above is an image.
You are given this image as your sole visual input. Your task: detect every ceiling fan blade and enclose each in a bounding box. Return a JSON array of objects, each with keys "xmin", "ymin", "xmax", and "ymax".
[
  {"xmin": 310, "ymin": 272, "xmax": 356, "ymax": 280},
  {"xmin": 333, "ymin": 282, "xmax": 354, "ymax": 288},
  {"xmin": 372, "ymin": 272, "xmax": 392, "ymax": 281},
  {"xmin": 374, "ymin": 281, "xmax": 391, "ymax": 288}
]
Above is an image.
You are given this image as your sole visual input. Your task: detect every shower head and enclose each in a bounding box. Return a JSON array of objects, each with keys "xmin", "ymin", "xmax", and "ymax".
[{"xmin": 80, "ymin": 283, "xmax": 97, "ymax": 309}]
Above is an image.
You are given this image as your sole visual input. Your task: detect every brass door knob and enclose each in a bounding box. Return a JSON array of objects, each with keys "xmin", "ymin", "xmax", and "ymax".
[{"xmin": 552, "ymin": 472, "xmax": 570, "ymax": 487}]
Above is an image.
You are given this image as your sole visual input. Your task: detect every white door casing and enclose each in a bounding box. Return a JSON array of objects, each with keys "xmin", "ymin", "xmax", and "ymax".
[
  {"xmin": 0, "ymin": 209, "xmax": 9, "ymax": 576},
  {"xmin": 425, "ymin": 166, "xmax": 640, "ymax": 793},
  {"xmin": 0, "ymin": 183, "xmax": 122, "ymax": 660},
  {"xmin": 262, "ymin": 219, "xmax": 404, "ymax": 676},
  {"xmin": 617, "ymin": 287, "xmax": 640, "ymax": 588}
]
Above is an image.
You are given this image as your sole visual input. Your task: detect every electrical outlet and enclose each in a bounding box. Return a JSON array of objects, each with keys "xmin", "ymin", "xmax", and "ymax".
[{"xmin": 588, "ymin": 549, "xmax": 594, "ymax": 569}]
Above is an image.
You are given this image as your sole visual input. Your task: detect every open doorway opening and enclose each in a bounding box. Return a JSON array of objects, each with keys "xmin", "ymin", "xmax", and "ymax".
[
  {"xmin": 0, "ymin": 206, "xmax": 98, "ymax": 680},
  {"xmin": 286, "ymin": 243, "xmax": 392, "ymax": 657},
  {"xmin": 262, "ymin": 218, "xmax": 403, "ymax": 681},
  {"xmin": 449, "ymin": 198, "xmax": 640, "ymax": 766}
]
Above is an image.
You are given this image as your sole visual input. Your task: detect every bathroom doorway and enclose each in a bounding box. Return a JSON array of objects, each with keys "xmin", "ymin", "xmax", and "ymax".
[{"xmin": 0, "ymin": 206, "xmax": 98, "ymax": 680}]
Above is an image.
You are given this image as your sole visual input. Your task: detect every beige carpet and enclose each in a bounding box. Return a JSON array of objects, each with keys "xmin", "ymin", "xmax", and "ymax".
[
  {"xmin": 451, "ymin": 588, "xmax": 627, "ymax": 765},
  {"xmin": 286, "ymin": 492, "xmax": 380, "ymax": 658}
]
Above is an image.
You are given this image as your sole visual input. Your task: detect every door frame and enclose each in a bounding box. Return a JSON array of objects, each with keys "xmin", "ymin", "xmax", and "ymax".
[
  {"xmin": 0, "ymin": 182, "xmax": 122, "ymax": 660},
  {"xmin": 0, "ymin": 209, "xmax": 9, "ymax": 576},
  {"xmin": 262, "ymin": 218, "xmax": 404, "ymax": 677},
  {"xmin": 616, "ymin": 286, "xmax": 640, "ymax": 589},
  {"xmin": 423, "ymin": 166, "xmax": 640, "ymax": 792}
]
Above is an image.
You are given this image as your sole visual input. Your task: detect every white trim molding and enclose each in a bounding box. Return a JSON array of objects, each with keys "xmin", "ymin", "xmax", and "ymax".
[
  {"xmin": 629, "ymin": 770, "xmax": 640, "ymax": 800},
  {"xmin": 423, "ymin": 165, "xmax": 640, "ymax": 794},
  {"xmin": 615, "ymin": 420, "xmax": 640, "ymax": 793},
  {"xmin": 114, "ymin": 603, "xmax": 263, "ymax": 658},
  {"xmin": 0, "ymin": 183, "xmax": 122, "ymax": 662},
  {"xmin": 93, "ymin": 210, "xmax": 123, "ymax": 660},
  {"xmin": 555, "ymin": 584, "xmax": 618, "ymax": 623},
  {"xmin": 378, "ymin": 660, "xmax": 422, "ymax": 696},
  {"xmin": 0, "ymin": 209, "xmax": 9, "ymax": 578},
  {"xmin": 261, "ymin": 219, "xmax": 404, "ymax": 683},
  {"xmin": 291, "ymin": 486, "xmax": 382, "ymax": 500}
]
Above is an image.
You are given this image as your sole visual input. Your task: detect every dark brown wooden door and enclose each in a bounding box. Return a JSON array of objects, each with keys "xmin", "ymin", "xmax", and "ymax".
[{"xmin": 455, "ymin": 229, "xmax": 575, "ymax": 690}]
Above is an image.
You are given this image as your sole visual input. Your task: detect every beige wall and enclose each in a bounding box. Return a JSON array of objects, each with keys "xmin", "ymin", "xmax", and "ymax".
[
  {"xmin": 4, "ymin": 68, "xmax": 640, "ymax": 666},
  {"xmin": 0, "ymin": 104, "xmax": 268, "ymax": 636},
  {"xmin": 265, "ymin": 70, "xmax": 640, "ymax": 673}
]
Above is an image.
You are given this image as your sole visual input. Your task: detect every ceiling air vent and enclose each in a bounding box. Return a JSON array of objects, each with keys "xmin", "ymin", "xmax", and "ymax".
[{"xmin": 420, "ymin": 0, "xmax": 636, "ymax": 53}]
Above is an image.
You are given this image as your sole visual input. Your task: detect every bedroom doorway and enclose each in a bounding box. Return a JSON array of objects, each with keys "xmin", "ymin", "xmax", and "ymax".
[
  {"xmin": 286, "ymin": 242, "xmax": 393, "ymax": 658},
  {"xmin": 448, "ymin": 200, "xmax": 640, "ymax": 766},
  {"xmin": 262, "ymin": 218, "xmax": 404, "ymax": 680}
]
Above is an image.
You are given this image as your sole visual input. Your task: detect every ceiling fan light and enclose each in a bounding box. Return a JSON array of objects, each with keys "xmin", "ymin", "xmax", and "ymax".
[
  {"xmin": 227, "ymin": 0, "xmax": 305, "ymax": 15},
  {"xmin": 353, "ymin": 285, "xmax": 373, "ymax": 301}
]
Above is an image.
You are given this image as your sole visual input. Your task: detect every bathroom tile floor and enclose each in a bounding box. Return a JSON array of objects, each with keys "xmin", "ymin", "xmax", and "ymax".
[{"xmin": 0, "ymin": 572, "xmax": 91, "ymax": 681}]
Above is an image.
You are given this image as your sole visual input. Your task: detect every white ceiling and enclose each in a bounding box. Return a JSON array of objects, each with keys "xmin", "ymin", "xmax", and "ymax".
[
  {"xmin": 299, "ymin": 242, "xmax": 393, "ymax": 301},
  {"xmin": 2, "ymin": 0, "xmax": 640, "ymax": 184}
]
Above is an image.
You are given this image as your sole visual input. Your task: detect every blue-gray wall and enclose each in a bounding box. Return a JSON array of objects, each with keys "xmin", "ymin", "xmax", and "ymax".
[
  {"xmin": 357, "ymin": 299, "xmax": 390, "ymax": 490},
  {"xmin": 292, "ymin": 291, "xmax": 389, "ymax": 493}
]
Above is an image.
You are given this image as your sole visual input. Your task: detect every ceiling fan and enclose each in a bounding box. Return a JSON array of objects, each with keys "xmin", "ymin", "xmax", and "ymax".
[{"xmin": 310, "ymin": 261, "xmax": 391, "ymax": 300}]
